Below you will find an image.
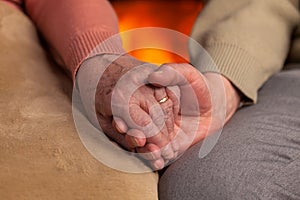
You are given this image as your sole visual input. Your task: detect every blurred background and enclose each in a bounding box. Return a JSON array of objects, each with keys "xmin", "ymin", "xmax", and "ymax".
[{"xmin": 111, "ymin": 0, "xmax": 204, "ymax": 64}]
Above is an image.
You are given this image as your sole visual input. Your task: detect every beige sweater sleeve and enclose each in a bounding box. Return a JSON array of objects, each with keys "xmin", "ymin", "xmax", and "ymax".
[{"xmin": 189, "ymin": 0, "xmax": 300, "ymax": 102}]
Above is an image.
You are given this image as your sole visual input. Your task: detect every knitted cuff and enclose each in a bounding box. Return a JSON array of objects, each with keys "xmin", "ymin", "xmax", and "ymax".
[
  {"xmin": 195, "ymin": 42, "xmax": 267, "ymax": 103},
  {"xmin": 65, "ymin": 29, "xmax": 126, "ymax": 81}
]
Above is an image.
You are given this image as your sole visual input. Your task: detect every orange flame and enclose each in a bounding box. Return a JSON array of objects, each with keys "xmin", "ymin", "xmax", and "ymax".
[{"xmin": 112, "ymin": 1, "xmax": 204, "ymax": 65}]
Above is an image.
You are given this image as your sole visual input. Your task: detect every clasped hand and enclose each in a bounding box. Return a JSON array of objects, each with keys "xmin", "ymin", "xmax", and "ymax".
[
  {"xmin": 77, "ymin": 54, "xmax": 240, "ymax": 170},
  {"xmin": 113, "ymin": 62, "xmax": 219, "ymax": 170}
]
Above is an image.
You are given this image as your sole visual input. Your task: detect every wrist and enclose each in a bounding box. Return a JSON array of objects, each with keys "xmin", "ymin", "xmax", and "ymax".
[
  {"xmin": 77, "ymin": 53, "xmax": 137, "ymax": 92},
  {"xmin": 203, "ymin": 72, "xmax": 240, "ymax": 124},
  {"xmin": 220, "ymin": 75, "xmax": 241, "ymax": 122},
  {"xmin": 76, "ymin": 54, "xmax": 121, "ymax": 127},
  {"xmin": 68, "ymin": 31, "xmax": 126, "ymax": 81}
]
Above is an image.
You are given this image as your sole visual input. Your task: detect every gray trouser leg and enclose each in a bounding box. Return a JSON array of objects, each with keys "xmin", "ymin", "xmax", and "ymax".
[{"xmin": 159, "ymin": 69, "xmax": 300, "ymax": 200}]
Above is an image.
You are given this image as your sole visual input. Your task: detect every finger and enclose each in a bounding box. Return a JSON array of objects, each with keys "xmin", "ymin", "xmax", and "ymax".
[
  {"xmin": 136, "ymin": 128, "xmax": 175, "ymax": 161},
  {"xmin": 146, "ymin": 98, "xmax": 171, "ymax": 137},
  {"xmin": 146, "ymin": 130, "xmax": 171, "ymax": 150},
  {"xmin": 142, "ymin": 99, "xmax": 176, "ymax": 160},
  {"xmin": 112, "ymin": 117, "xmax": 128, "ymax": 134},
  {"xmin": 127, "ymin": 104, "xmax": 162, "ymax": 138},
  {"xmin": 148, "ymin": 63, "xmax": 211, "ymax": 114},
  {"xmin": 154, "ymin": 88, "xmax": 174, "ymax": 135},
  {"xmin": 125, "ymin": 129, "xmax": 146, "ymax": 148},
  {"xmin": 160, "ymin": 143, "xmax": 175, "ymax": 160},
  {"xmin": 166, "ymin": 86, "xmax": 180, "ymax": 110},
  {"xmin": 136, "ymin": 143, "xmax": 161, "ymax": 160},
  {"xmin": 145, "ymin": 98, "xmax": 167, "ymax": 135},
  {"xmin": 154, "ymin": 87, "xmax": 168, "ymax": 103},
  {"xmin": 171, "ymin": 122, "xmax": 197, "ymax": 153},
  {"xmin": 159, "ymin": 101, "xmax": 174, "ymax": 136},
  {"xmin": 149, "ymin": 158, "xmax": 165, "ymax": 170},
  {"xmin": 112, "ymin": 93, "xmax": 162, "ymax": 139},
  {"xmin": 136, "ymin": 144, "xmax": 175, "ymax": 168},
  {"xmin": 149, "ymin": 62, "xmax": 208, "ymax": 96},
  {"xmin": 148, "ymin": 63, "xmax": 186, "ymax": 87},
  {"xmin": 114, "ymin": 93, "xmax": 172, "ymax": 149},
  {"xmin": 96, "ymin": 113, "xmax": 133, "ymax": 151},
  {"xmin": 155, "ymin": 86, "xmax": 181, "ymax": 142},
  {"xmin": 166, "ymin": 86, "xmax": 180, "ymax": 127}
]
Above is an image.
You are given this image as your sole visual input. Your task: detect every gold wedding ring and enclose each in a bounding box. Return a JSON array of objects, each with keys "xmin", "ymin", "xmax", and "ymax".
[{"xmin": 158, "ymin": 96, "xmax": 169, "ymax": 104}]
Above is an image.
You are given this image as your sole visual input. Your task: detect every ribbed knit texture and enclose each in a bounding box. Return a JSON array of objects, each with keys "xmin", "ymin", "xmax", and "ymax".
[
  {"xmin": 191, "ymin": 0, "xmax": 300, "ymax": 103},
  {"xmin": 66, "ymin": 30, "xmax": 125, "ymax": 80},
  {"xmin": 21, "ymin": 0, "xmax": 123, "ymax": 81},
  {"xmin": 200, "ymin": 43, "xmax": 263, "ymax": 102}
]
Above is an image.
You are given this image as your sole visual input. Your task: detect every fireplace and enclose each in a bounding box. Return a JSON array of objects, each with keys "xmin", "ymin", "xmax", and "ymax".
[{"xmin": 111, "ymin": 0, "xmax": 204, "ymax": 64}]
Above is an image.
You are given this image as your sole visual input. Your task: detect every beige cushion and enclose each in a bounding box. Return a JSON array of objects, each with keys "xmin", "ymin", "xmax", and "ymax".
[{"xmin": 0, "ymin": 2, "xmax": 158, "ymax": 199}]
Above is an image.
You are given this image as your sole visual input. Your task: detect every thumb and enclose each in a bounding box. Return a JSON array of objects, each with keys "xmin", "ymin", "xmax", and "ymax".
[
  {"xmin": 148, "ymin": 63, "xmax": 187, "ymax": 87},
  {"xmin": 148, "ymin": 63, "xmax": 211, "ymax": 115}
]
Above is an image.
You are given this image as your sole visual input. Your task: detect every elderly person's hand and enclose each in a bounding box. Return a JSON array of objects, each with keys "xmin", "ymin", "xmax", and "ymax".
[
  {"xmin": 76, "ymin": 54, "xmax": 175, "ymax": 155},
  {"xmin": 121, "ymin": 63, "xmax": 241, "ymax": 170}
]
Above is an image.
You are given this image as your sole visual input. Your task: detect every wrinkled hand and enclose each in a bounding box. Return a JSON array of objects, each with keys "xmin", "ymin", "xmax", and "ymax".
[
  {"xmin": 77, "ymin": 56, "xmax": 240, "ymax": 170},
  {"xmin": 134, "ymin": 63, "xmax": 241, "ymax": 169},
  {"xmin": 77, "ymin": 54, "xmax": 174, "ymax": 154},
  {"xmin": 110, "ymin": 65, "xmax": 177, "ymax": 167}
]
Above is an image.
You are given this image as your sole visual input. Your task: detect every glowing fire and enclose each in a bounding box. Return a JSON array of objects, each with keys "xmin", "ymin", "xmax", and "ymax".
[{"xmin": 111, "ymin": 1, "xmax": 203, "ymax": 65}]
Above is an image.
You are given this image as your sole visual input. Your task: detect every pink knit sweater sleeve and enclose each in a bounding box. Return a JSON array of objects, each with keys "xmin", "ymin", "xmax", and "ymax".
[{"xmin": 7, "ymin": 0, "xmax": 125, "ymax": 80}]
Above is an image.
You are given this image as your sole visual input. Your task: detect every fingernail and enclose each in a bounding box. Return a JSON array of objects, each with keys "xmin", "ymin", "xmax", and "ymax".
[
  {"xmin": 154, "ymin": 163, "xmax": 160, "ymax": 170},
  {"xmin": 113, "ymin": 118, "xmax": 127, "ymax": 134},
  {"xmin": 115, "ymin": 124, "xmax": 125, "ymax": 134},
  {"xmin": 154, "ymin": 160, "xmax": 163, "ymax": 170},
  {"xmin": 153, "ymin": 70, "xmax": 163, "ymax": 74},
  {"xmin": 131, "ymin": 138, "xmax": 139, "ymax": 147}
]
